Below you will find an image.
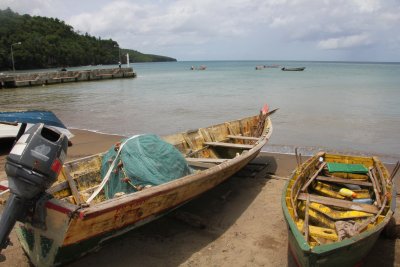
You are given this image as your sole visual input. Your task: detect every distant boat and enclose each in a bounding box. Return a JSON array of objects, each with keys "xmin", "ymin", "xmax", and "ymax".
[
  {"xmin": 264, "ymin": 64, "xmax": 280, "ymax": 68},
  {"xmin": 0, "ymin": 110, "xmax": 73, "ymax": 140},
  {"xmin": 281, "ymin": 67, "xmax": 306, "ymax": 71},
  {"xmin": 255, "ymin": 65, "xmax": 280, "ymax": 70},
  {"xmin": 190, "ymin": 65, "xmax": 207, "ymax": 70}
]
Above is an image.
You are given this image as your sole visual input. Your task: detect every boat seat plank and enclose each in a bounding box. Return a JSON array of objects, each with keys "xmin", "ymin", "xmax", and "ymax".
[
  {"xmin": 298, "ymin": 193, "xmax": 379, "ymax": 214},
  {"xmin": 316, "ymin": 176, "xmax": 373, "ymax": 187},
  {"xmin": 203, "ymin": 142, "xmax": 253, "ymax": 150},
  {"xmin": 185, "ymin": 157, "xmax": 228, "ymax": 163},
  {"xmin": 227, "ymin": 135, "xmax": 259, "ymax": 141}
]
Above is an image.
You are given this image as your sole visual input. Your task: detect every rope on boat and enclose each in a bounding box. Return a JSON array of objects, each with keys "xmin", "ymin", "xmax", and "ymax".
[
  {"xmin": 0, "ymin": 189, "xmax": 10, "ymax": 196},
  {"xmin": 390, "ymin": 161, "xmax": 400, "ymax": 182},
  {"xmin": 86, "ymin": 135, "xmax": 141, "ymax": 204}
]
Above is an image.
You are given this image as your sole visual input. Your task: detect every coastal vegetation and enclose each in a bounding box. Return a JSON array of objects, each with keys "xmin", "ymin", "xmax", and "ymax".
[{"xmin": 0, "ymin": 8, "xmax": 176, "ymax": 71}]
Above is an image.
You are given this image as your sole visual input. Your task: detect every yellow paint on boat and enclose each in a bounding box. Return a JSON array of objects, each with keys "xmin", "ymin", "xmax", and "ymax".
[
  {"xmin": 296, "ymin": 221, "xmax": 338, "ymax": 241},
  {"xmin": 311, "ymin": 181, "xmax": 345, "ymax": 199},
  {"xmin": 298, "ymin": 201, "xmax": 335, "ymax": 229},
  {"xmin": 309, "ymin": 203, "xmax": 373, "ymax": 220}
]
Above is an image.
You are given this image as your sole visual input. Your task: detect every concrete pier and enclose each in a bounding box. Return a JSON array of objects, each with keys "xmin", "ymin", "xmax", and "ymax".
[{"xmin": 0, "ymin": 67, "xmax": 136, "ymax": 88}]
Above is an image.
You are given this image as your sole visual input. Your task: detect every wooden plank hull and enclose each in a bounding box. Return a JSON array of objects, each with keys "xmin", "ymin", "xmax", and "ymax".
[
  {"xmin": 282, "ymin": 152, "xmax": 396, "ymax": 267},
  {"xmin": 9, "ymin": 113, "xmax": 273, "ymax": 266}
]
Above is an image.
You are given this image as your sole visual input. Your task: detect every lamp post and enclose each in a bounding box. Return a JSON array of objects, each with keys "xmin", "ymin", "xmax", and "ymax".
[
  {"xmin": 11, "ymin": 42, "xmax": 22, "ymax": 72},
  {"xmin": 114, "ymin": 44, "xmax": 121, "ymax": 66}
]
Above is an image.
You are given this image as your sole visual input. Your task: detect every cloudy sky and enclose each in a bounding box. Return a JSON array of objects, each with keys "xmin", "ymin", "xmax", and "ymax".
[{"xmin": 2, "ymin": 0, "xmax": 400, "ymax": 62}]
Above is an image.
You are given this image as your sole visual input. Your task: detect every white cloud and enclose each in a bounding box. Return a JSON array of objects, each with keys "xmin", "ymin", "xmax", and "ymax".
[
  {"xmin": 353, "ymin": 0, "xmax": 381, "ymax": 13},
  {"xmin": 317, "ymin": 33, "xmax": 372, "ymax": 49},
  {"xmin": 270, "ymin": 16, "xmax": 294, "ymax": 28},
  {"xmin": 0, "ymin": 0, "xmax": 56, "ymax": 16},
  {"xmin": 1, "ymin": 0, "xmax": 400, "ymax": 60}
]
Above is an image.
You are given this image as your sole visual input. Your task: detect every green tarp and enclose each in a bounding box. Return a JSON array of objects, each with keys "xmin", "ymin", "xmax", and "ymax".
[
  {"xmin": 327, "ymin": 162, "xmax": 368, "ymax": 174},
  {"xmin": 101, "ymin": 134, "xmax": 192, "ymax": 199}
]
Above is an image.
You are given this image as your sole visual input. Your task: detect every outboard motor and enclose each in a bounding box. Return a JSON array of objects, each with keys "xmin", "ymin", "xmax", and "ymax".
[{"xmin": 0, "ymin": 123, "xmax": 68, "ymax": 252}]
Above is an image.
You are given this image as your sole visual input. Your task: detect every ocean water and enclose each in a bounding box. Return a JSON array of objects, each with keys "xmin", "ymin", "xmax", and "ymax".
[{"xmin": 1, "ymin": 61, "xmax": 400, "ymax": 161}]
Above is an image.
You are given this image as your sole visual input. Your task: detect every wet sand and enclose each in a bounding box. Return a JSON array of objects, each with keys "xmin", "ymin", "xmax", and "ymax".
[{"xmin": 0, "ymin": 129, "xmax": 399, "ymax": 267}]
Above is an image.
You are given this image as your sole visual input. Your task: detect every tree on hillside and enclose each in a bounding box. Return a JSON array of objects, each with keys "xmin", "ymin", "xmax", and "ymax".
[{"xmin": 0, "ymin": 8, "xmax": 176, "ymax": 70}]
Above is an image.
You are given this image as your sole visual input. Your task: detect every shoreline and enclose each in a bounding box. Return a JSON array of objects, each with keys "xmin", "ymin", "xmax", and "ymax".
[
  {"xmin": 1, "ymin": 128, "xmax": 398, "ymax": 178},
  {"xmin": 70, "ymin": 128, "xmax": 400, "ymax": 164},
  {"xmin": 0, "ymin": 129, "xmax": 399, "ymax": 266},
  {"xmin": 263, "ymin": 145, "xmax": 400, "ymax": 165}
]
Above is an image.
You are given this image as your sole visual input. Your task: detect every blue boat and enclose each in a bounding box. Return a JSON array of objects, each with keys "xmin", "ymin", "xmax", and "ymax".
[{"xmin": 0, "ymin": 110, "xmax": 73, "ymax": 140}]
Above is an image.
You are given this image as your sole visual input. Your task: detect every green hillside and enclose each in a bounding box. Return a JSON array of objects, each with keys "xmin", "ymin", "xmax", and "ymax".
[
  {"xmin": 0, "ymin": 8, "xmax": 176, "ymax": 70},
  {"xmin": 121, "ymin": 48, "xmax": 177, "ymax": 63}
]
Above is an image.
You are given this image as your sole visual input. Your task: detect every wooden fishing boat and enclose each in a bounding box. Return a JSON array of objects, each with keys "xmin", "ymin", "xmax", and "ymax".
[
  {"xmin": 281, "ymin": 67, "xmax": 305, "ymax": 71},
  {"xmin": 282, "ymin": 152, "xmax": 396, "ymax": 267},
  {"xmin": 0, "ymin": 106, "xmax": 274, "ymax": 266}
]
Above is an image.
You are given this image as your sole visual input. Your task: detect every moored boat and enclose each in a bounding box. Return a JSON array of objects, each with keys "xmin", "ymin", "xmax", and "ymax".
[
  {"xmin": 281, "ymin": 67, "xmax": 306, "ymax": 71},
  {"xmin": 255, "ymin": 64, "xmax": 280, "ymax": 70},
  {"xmin": 190, "ymin": 65, "xmax": 207, "ymax": 70},
  {"xmin": 0, "ymin": 106, "xmax": 275, "ymax": 266},
  {"xmin": 264, "ymin": 64, "xmax": 280, "ymax": 68},
  {"xmin": 282, "ymin": 152, "xmax": 396, "ymax": 267}
]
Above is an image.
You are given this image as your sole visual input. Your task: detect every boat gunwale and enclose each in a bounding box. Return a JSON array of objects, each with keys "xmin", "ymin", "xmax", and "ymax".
[{"xmin": 281, "ymin": 152, "xmax": 395, "ymax": 255}]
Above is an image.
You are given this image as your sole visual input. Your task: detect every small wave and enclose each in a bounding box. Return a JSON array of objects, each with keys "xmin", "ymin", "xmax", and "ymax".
[
  {"xmin": 69, "ymin": 127, "xmax": 127, "ymax": 137},
  {"xmin": 262, "ymin": 144, "xmax": 400, "ymax": 164}
]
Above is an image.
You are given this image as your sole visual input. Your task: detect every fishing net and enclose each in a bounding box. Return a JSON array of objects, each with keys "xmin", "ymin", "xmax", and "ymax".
[{"xmin": 101, "ymin": 134, "xmax": 192, "ymax": 199}]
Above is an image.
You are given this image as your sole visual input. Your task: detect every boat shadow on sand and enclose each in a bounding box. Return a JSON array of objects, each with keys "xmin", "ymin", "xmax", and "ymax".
[{"xmin": 66, "ymin": 155, "xmax": 279, "ymax": 266}]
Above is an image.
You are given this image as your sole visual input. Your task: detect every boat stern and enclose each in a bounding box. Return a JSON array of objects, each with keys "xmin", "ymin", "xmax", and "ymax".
[{"xmin": 15, "ymin": 198, "xmax": 78, "ymax": 267}]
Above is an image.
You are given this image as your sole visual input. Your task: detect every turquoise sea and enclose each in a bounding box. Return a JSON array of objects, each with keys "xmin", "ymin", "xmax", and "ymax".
[{"xmin": 1, "ymin": 61, "xmax": 400, "ymax": 162}]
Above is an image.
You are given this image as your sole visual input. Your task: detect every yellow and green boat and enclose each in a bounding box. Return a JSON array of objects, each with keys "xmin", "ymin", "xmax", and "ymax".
[{"xmin": 282, "ymin": 152, "xmax": 396, "ymax": 267}]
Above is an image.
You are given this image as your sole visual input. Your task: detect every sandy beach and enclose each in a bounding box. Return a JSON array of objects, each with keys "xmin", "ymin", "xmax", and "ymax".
[
  {"xmin": 1, "ymin": 2, "xmax": 400, "ymax": 266},
  {"xmin": 0, "ymin": 129, "xmax": 399, "ymax": 267}
]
